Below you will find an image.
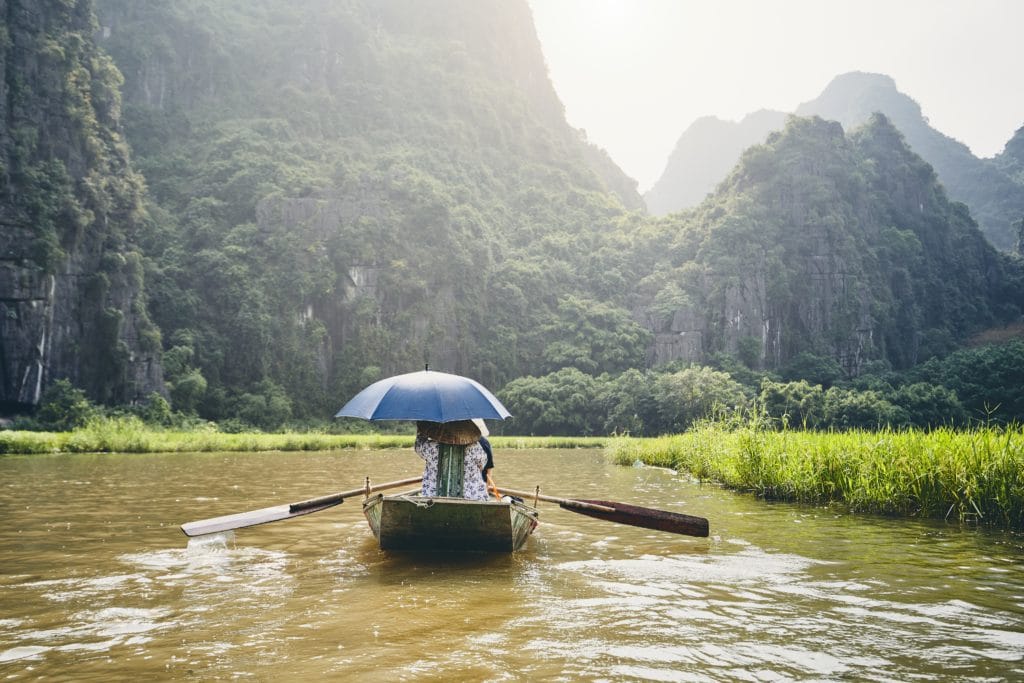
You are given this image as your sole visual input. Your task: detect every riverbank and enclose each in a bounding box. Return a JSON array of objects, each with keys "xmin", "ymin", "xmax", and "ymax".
[
  {"xmin": 0, "ymin": 418, "xmax": 607, "ymax": 454},
  {"xmin": 610, "ymin": 424, "xmax": 1024, "ymax": 528}
]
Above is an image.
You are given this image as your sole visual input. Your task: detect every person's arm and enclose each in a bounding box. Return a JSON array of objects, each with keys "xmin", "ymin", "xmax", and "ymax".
[
  {"xmin": 486, "ymin": 469, "xmax": 502, "ymax": 500},
  {"xmin": 414, "ymin": 435, "xmax": 435, "ymax": 461},
  {"xmin": 479, "ymin": 435, "xmax": 494, "ymax": 480},
  {"xmin": 477, "ymin": 436, "xmax": 500, "ymax": 498},
  {"xmin": 415, "ymin": 436, "xmax": 440, "ymax": 497}
]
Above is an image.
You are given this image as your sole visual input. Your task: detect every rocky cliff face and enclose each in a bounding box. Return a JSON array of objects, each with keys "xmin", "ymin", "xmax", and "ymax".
[
  {"xmin": 0, "ymin": 0, "xmax": 162, "ymax": 409},
  {"xmin": 252, "ymin": 193, "xmax": 467, "ymax": 378}
]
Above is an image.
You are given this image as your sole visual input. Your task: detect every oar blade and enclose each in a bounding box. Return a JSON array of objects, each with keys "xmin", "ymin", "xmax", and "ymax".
[
  {"xmin": 181, "ymin": 500, "xmax": 342, "ymax": 537},
  {"xmin": 179, "ymin": 476, "xmax": 423, "ymax": 537},
  {"xmin": 563, "ymin": 499, "xmax": 709, "ymax": 538}
]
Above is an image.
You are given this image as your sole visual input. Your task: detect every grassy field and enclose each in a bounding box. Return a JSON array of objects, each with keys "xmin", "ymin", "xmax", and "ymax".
[
  {"xmin": 0, "ymin": 418, "xmax": 607, "ymax": 454},
  {"xmin": 609, "ymin": 424, "xmax": 1024, "ymax": 528}
]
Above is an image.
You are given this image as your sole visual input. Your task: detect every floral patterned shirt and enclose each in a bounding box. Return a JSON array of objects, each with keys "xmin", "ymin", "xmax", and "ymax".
[{"xmin": 414, "ymin": 436, "xmax": 489, "ymax": 500}]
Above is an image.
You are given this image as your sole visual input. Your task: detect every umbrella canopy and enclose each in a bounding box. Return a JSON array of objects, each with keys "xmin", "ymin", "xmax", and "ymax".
[{"xmin": 334, "ymin": 370, "xmax": 511, "ymax": 422}]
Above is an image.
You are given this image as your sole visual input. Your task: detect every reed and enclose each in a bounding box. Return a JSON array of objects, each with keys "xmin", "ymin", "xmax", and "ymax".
[
  {"xmin": 610, "ymin": 424, "xmax": 1024, "ymax": 528},
  {"xmin": 0, "ymin": 418, "xmax": 607, "ymax": 454}
]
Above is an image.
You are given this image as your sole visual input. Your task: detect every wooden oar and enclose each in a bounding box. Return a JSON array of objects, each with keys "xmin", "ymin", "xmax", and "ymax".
[
  {"xmin": 500, "ymin": 487, "xmax": 709, "ymax": 538},
  {"xmin": 180, "ymin": 476, "xmax": 422, "ymax": 537}
]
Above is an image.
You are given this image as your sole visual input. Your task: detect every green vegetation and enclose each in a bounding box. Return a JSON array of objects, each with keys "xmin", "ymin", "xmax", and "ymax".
[
  {"xmin": 85, "ymin": 2, "xmax": 1022, "ymax": 428},
  {"xmin": 611, "ymin": 423, "xmax": 1024, "ymax": 528},
  {"xmin": 5, "ymin": 2, "xmax": 1023, "ymax": 445},
  {"xmin": 91, "ymin": 0, "xmax": 643, "ymax": 423},
  {"xmin": 34, "ymin": 380, "xmax": 99, "ymax": 431},
  {"xmin": 0, "ymin": 418, "xmax": 605, "ymax": 455},
  {"xmin": 0, "ymin": 0, "xmax": 161, "ymax": 405},
  {"xmin": 498, "ymin": 340, "xmax": 1024, "ymax": 436}
]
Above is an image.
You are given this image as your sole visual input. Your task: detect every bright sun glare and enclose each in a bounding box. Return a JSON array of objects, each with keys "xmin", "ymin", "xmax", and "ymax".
[
  {"xmin": 590, "ymin": 0, "xmax": 629, "ymax": 33},
  {"xmin": 529, "ymin": 0, "xmax": 1024, "ymax": 191}
]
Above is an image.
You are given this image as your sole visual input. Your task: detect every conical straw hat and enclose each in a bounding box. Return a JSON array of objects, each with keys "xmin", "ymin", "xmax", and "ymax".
[{"xmin": 416, "ymin": 419, "xmax": 481, "ymax": 445}]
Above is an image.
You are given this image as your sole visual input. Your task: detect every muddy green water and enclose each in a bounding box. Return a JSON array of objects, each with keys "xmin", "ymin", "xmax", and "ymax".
[{"xmin": 1, "ymin": 448, "xmax": 1022, "ymax": 681}]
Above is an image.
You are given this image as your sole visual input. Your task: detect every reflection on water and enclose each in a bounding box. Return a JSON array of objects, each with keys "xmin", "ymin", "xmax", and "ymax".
[{"xmin": 0, "ymin": 449, "xmax": 1022, "ymax": 680}]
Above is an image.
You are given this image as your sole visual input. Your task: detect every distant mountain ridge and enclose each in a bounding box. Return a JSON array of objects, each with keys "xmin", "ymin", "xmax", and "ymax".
[
  {"xmin": 796, "ymin": 73, "xmax": 1024, "ymax": 251},
  {"xmin": 646, "ymin": 72, "xmax": 1024, "ymax": 251},
  {"xmin": 644, "ymin": 109, "xmax": 787, "ymax": 216}
]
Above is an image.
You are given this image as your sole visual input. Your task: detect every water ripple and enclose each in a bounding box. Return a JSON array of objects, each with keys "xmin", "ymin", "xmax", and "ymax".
[{"xmin": 2, "ymin": 448, "xmax": 1024, "ymax": 680}]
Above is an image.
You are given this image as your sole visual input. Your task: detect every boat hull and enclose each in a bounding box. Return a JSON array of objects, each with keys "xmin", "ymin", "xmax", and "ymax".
[{"xmin": 363, "ymin": 494, "xmax": 539, "ymax": 552}]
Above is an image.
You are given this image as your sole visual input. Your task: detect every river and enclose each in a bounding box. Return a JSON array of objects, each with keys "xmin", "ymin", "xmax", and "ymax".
[{"xmin": 1, "ymin": 448, "xmax": 1022, "ymax": 681}]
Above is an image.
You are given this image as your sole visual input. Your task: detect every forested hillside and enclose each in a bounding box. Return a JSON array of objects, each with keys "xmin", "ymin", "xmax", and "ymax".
[
  {"xmin": 0, "ymin": 0, "xmax": 162, "ymax": 410},
  {"xmin": 995, "ymin": 125, "xmax": 1024, "ymax": 186},
  {"xmin": 93, "ymin": 0, "xmax": 645, "ymax": 423},
  {"xmin": 500, "ymin": 116, "xmax": 1024, "ymax": 436},
  {"xmin": 637, "ymin": 115, "xmax": 1021, "ymax": 373}
]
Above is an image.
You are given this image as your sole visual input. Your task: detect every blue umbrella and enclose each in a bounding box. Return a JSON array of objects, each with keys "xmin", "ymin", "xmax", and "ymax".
[{"xmin": 334, "ymin": 369, "xmax": 511, "ymax": 422}]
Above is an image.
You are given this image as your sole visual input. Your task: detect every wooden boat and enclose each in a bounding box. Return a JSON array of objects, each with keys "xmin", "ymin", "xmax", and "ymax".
[
  {"xmin": 362, "ymin": 492, "xmax": 539, "ymax": 552},
  {"xmin": 181, "ymin": 476, "xmax": 708, "ymax": 543}
]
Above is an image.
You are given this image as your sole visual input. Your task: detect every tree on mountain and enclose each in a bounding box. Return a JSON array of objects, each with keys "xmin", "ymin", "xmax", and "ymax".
[
  {"xmin": 36, "ymin": 380, "xmax": 99, "ymax": 431},
  {"xmin": 541, "ymin": 297, "xmax": 652, "ymax": 375}
]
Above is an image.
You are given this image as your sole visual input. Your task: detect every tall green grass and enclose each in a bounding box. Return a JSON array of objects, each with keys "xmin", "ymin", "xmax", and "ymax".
[
  {"xmin": 0, "ymin": 417, "xmax": 607, "ymax": 454},
  {"xmin": 610, "ymin": 423, "xmax": 1024, "ymax": 528}
]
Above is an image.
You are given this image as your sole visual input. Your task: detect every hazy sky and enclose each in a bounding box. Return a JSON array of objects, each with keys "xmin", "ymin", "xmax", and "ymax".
[{"xmin": 527, "ymin": 0, "xmax": 1024, "ymax": 192}]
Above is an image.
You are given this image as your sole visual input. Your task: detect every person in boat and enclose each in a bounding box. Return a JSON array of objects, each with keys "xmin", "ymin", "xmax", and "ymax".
[{"xmin": 414, "ymin": 420, "xmax": 489, "ymax": 500}]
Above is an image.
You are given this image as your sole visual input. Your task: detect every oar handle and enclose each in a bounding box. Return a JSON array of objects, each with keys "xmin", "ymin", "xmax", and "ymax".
[
  {"xmin": 290, "ymin": 476, "xmax": 423, "ymax": 512},
  {"xmin": 500, "ymin": 487, "xmax": 615, "ymax": 513}
]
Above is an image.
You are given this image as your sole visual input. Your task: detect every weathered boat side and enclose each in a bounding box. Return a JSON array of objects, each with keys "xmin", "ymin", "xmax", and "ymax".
[{"xmin": 363, "ymin": 494, "xmax": 539, "ymax": 552}]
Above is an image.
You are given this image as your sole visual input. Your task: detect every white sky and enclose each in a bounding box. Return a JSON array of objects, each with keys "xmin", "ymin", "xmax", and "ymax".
[{"xmin": 527, "ymin": 0, "xmax": 1024, "ymax": 192}]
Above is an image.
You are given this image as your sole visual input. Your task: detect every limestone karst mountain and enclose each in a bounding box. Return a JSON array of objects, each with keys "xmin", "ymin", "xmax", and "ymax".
[
  {"xmin": 0, "ymin": 0, "xmax": 163, "ymax": 410},
  {"xmin": 5, "ymin": 3, "xmax": 1021, "ymax": 425},
  {"xmin": 994, "ymin": 124, "xmax": 1024, "ymax": 185},
  {"xmin": 796, "ymin": 72, "xmax": 1024, "ymax": 251},
  {"xmin": 636, "ymin": 115, "xmax": 1022, "ymax": 374},
  {"xmin": 92, "ymin": 0, "xmax": 644, "ymax": 417},
  {"xmin": 647, "ymin": 72, "xmax": 1024, "ymax": 251}
]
